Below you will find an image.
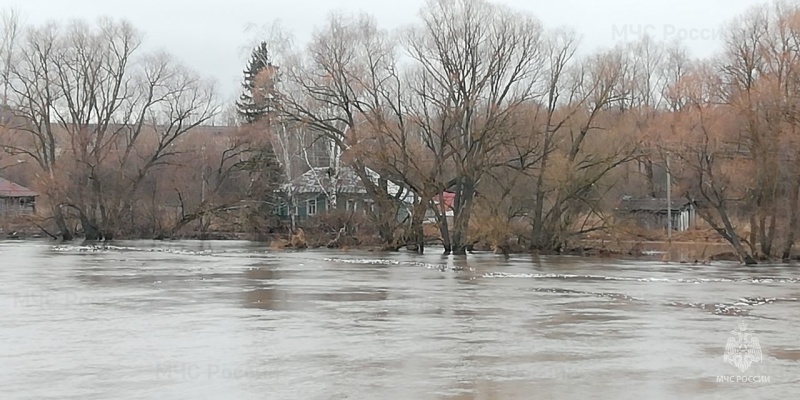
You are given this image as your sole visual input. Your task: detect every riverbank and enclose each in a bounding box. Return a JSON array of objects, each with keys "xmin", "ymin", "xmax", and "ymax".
[{"xmin": 3, "ymin": 218, "xmax": 780, "ymax": 264}]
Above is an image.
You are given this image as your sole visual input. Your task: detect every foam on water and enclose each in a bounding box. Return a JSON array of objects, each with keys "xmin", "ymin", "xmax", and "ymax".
[
  {"xmin": 483, "ymin": 272, "xmax": 800, "ymax": 284},
  {"xmin": 51, "ymin": 244, "xmax": 230, "ymax": 257},
  {"xmin": 323, "ymin": 257, "xmax": 456, "ymax": 271}
]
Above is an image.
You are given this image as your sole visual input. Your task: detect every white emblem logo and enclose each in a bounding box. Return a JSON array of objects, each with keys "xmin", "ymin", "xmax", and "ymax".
[{"xmin": 724, "ymin": 321, "xmax": 763, "ymax": 373}]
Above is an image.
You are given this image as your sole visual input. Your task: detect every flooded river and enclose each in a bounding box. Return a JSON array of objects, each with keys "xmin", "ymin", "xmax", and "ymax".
[{"xmin": 1, "ymin": 240, "xmax": 799, "ymax": 399}]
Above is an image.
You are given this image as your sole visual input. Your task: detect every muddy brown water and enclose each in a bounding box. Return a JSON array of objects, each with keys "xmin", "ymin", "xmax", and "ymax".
[{"xmin": 1, "ymin": 240, "xmax": 799, "ymax": 399}]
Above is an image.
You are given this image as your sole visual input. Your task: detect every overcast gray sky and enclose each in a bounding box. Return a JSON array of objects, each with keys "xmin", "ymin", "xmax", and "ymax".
[{"xmin": 6, "ymin": 0, "xmax": 768, "ymax": 101}]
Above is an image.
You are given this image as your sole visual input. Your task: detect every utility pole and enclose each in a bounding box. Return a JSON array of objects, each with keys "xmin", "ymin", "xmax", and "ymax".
[
  {"xmin": 666, "ymin": 153, "xmax": 672, "ymax": 240},
  {"xmin": 200, "ymin": 145, "xmax": 207, "ymax": 235},
  {"xmin": 666, "ymin": 152, "xmax": 672, "ymax": 261}
]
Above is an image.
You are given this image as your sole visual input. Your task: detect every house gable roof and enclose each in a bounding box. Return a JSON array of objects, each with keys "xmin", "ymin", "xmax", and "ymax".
[
  {"xmin": 288, "ymin": 167, "xmax": 366, "ymax": 194},
  {"xmin": 0, "ymin": 177, "xmax": 38, "ymax": 198},
  {"xmin": 285, "ymin": 166, "xmax": 415, "ymax": 204}
]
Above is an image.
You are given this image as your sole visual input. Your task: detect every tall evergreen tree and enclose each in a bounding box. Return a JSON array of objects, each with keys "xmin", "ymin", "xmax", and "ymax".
[
  {"xmin": 235, "ymin": 41, "xmax": 288, "ymax": 228},
  {"xmin": 236, "ymin": 41, "xmax": 278, "ymax": 124}
]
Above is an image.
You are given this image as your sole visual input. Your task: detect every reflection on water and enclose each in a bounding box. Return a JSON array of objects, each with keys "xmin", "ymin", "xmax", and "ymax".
[
  {"xmin": 1, "ymin": 240, "xmax": 799, "ymax": 400},
  {"xmin": 243, "ymin": 287, "xmax": 389, "ymax": 311}
]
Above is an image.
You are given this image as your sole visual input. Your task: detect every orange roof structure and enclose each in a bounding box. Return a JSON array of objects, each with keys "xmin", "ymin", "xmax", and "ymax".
[{"xmin": 0, "ymin": 177, "xmax": 37, "ymax": 198}]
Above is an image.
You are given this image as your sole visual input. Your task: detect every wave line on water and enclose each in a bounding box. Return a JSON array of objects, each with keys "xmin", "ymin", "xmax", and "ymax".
[
  {"xmin": 51, "ymin": 244, "xmax": 225, "ymax": 257},
  {"xmin": 482, "ymin": 272, "xmax": 800, "ymax": 284},
  {"xmin": 323, "ymin": 257, "xmax": 455, "ymax": 271}
]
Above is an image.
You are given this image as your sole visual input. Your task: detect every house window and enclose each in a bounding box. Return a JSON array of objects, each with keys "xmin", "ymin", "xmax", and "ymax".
[
  {"xmin": 307, "ymin": 199, "xmax": 317, "ymax": 216},
  {"xmin": 346, "ymin": 199, "xmax": 357, "ymax": 211}
]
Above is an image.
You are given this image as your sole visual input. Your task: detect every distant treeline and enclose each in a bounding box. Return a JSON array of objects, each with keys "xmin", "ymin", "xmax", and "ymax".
[{"xmin": 3, "ymin": 1, "xmax": 800, "ymax": 263}]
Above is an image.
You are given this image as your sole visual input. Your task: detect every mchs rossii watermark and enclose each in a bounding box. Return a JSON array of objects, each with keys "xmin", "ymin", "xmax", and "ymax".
[
  {"xmin": 717, "ymin": 321, "xmax": 770, "ymax": 384},
  {"xmin": 156, "ymin": 362, "xmax": 268, "ymax": 381},
  {"xmin": 612, "ymin": 24, "xmax": 724, "ymax": 42}
]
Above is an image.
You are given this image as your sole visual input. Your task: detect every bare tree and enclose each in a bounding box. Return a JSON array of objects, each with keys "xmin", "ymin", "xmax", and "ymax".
[
  {"xmin": 527, "ymin": 29, "xmax": 581, "ymax": 250},
  {"xmin": 1, "ymin": 18, "xmax": 219, "ymax": 239},
  {"xmin": 2, "ymin": 21, "xmax": 74, "ymax": 238},
  {"xmin": 669, "ymin": 62, "xmax": 758, "ymax": 264},
  {"xmin": 405, "ymin": 0, "xmax": 545, "ymax": 254},
  {"xmin": 1, "ymin": 8, "xmax": 21, "ymax": 107},
  {"xmin": 276, "ymin": 12, "xmax": 414, "ymax": 245},
  {"xmin": 706, "ymin": 1, "xmax": 800, "ymax": 259}
]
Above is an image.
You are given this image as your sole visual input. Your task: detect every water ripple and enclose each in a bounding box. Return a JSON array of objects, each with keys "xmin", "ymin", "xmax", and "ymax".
[{"xmin": 483, "ymin": 272, "xmax": 800, "ymax": 284}]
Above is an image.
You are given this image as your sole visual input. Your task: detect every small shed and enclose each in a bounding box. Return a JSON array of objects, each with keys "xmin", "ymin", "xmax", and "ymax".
[
  {"xmin": 615, "ymin": 196, "xmax": 696, "ymax": 231},
  {"xmin": 0, "ymin": 177, "xmax": 37, "ymax": 216}
]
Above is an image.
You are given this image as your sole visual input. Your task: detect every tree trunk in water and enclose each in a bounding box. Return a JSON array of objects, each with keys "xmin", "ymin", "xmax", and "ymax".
[
  {"xmin": 442, "ymin": 244, "xmax": 452, "ymax": 255},
  {"xmin": 71, "ymin": 206, "xmax": 103, "ymax": 241},
  {"xmin": 63, "ymin": 205, "xmax": 103, "ymax": 241},
  {"xmin": 435, "ymin": 207, "xmax": 451, "ymax": 255},
  {"xmin": 366, "ymin": 193, "xmax": 396, "ymax": 246},
  {"xmin": 438, "ymin": 218, "xmax": 451, "ymax": 255},
  {"xmin": 720, "ymin": 212, "xmax": 757, "ymax": 265},
  {"xmin": 782, "ymin": 182, "xmax": 800, "ymax": 261},
  {"xmin": 758, "ymin": 213, "xmax": 768, "ymax": 259},
  {"xmin": 748, "ymin": 213, "xmax": 759, "ymax": 257},
  {"xmin": 53, "ymin": 207, "xmax": 73, "ymax": 241},
  {"xmin": 531, "ymin": 176, "xmax": 547, "ymax": 249},
  {"xmin": 416, "ymin": 225, "xmax": 424, "ymax": 254},
  {"xmin": 410, "ymin": 200, "xmax": 427, "ymax": 254},
  {"xmin": 546, "ymin": 208, "xmax": 566, "ymax": 253},
  {"xmin": 451, "ymin": 179, "xmax": 476, "ymax": 256},
  {"xmin": 82, "ymin": 222, "xmax": 102, "ymax": 241},
  {"xmin": 377, "ymin": 220, "xmax": 394, "ymax": 247},
  {"xmin": 695, "ymin": 200, "xmax": 756, "ymax": 265},
  {"xmin": 530, "ymin": 137, "xmax": 552, "ymax": 250},
  {"xmin": 355, "ymin": 166, "xmax": 399, "ymax": 249},
  {"xmin": 763, "ymin": 213, "xmax": 776, "ymax": 259}
]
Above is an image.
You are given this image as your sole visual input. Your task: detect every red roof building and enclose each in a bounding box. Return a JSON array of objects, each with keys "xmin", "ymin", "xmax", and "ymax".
[
  {"xmin": 433, "ymin": 192, "xmax": 455, "ymax": 211},
  {"xmin": 0, "ymin": 177, "xmax": 38, "ymax": 198},
  {"xmin": 0, "ymin": 177, "xmax": 37, "ymax": 216}
]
